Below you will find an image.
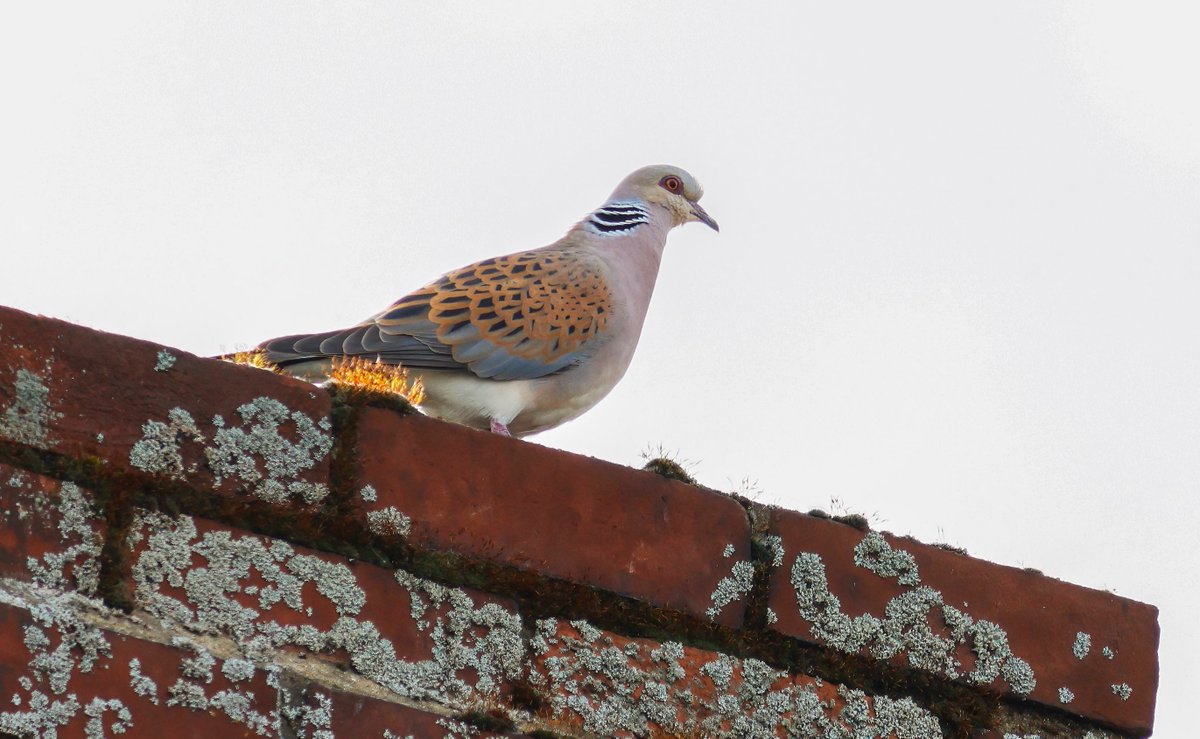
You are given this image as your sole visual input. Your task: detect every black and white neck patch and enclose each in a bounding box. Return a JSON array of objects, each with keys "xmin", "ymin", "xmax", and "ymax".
[{"xmin": 586, "ymin": 201, "xmax": 650, "ymax": 236}]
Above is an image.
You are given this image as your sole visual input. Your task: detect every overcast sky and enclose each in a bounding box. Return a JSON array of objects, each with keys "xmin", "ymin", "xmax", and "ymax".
[{"xmin": 2, "ymin": 2, "xmax": 1196, "ymax": 733}]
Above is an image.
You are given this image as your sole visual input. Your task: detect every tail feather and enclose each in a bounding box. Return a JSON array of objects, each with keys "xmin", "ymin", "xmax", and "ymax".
[{"xmin": 256, "ymin": 325, "xmax": 466, "ymax": 374}]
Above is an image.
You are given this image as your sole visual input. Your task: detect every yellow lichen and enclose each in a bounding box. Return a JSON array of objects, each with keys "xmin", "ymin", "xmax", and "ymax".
[{"xmin": 328, "ymin": 356, "xmax": 425, "ymax": 405}]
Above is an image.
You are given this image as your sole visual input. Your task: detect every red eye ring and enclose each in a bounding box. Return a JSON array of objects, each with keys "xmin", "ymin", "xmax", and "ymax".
[{"xmin": 660, "ymin": 175, "xmax": 682, "ymax": 193}]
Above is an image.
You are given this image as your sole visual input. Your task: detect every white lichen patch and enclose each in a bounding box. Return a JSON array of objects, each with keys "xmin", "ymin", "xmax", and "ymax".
[
  {"xmin": 154, "ymin": 350, "xmax": 177, "ymax": 372},
  {"xmin": 788, "ymin": 547, "xmax": 1036, "ymax": 696},
  {"xmin": 129, "ymin": 397, "xmax": 333, "ymax": 505},
  {"xmin": 0, "ymin": 472, "xmax": 102, "ymax": 597},
  {"xmin": 0, "ymin": 365, "xmax": 62, "ymax": 447},
  {"xmin": 367, "ymin": 507, "xmax": 411, "ymax": 537},
  {"xmin": 0, "ymin": 475, "xmax": 123, "ymax": 737},
  {"xmin": 128, "ymin": 658, "xmax": 159, "ymax": 705},
  {"xmin": 1102, "ymin": 645, "xmax": 1115, "ymax": 660},
  {"xmin": 131, "ymin": 513, "xmax": 365, "ymax": 640},
  {"xmin": 1058, "ymin": 686, "xmax": 1075, "ymax": 704},
  {"xmin": 1073, "ymin": 631, "xmax": 1091, "ymax": 659},
  {"xmin": 22, "ymin": 482, "xmax": 104, "ymax": 596},
  {"xmin": 706, "ymin": 544, "xmax": 755, "ymax": 620},
  {"xmin": 530, "ymin": 618, "xmax": 944, "ymax": 738},
  {"xmin": 853, "ymin": 532, "xmax": 920, "ymax": 586},
  {"xmin": 222, "ymin": 658, "xmax": 256, "ymax": 683},
  {"xmin": 1111, "ymin": 682, "xmax": 1132, "ymax": 701},
  {"xmin": 83, "ymin": 697, "xmax": 132, "ymax": 737},
  {"xmin": 280, "ymin": 689, "xmax": 333, "ymax": 739},
  {"xmin": 436, "ymin": 717, "xmax": 479, "ymax": 739},
  {"xmin": 128, "ymin": 511, "xmax": 524, "ymax": 708},
  {"xmin": 162, "ymin": 639, "xmax": 276, "ymax": 735},
  {"xmin": 0, "ymin": 588, "xmax": 114, "ymax": 736},
  {"xmin": 762, "ymin": 535, "xmax": 785, "ymax": 567},
  {"xmin": 359, "ymin": 484, "xmax": 378, "ymax": 503},
  {"xmin": 129, "ymin": 408, "xmax": 205, "ymax": 479}
]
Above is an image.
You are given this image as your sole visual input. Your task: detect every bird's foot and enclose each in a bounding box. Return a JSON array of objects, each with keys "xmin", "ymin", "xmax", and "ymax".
[{"xmin": 489, "ymin": 418, "xmax": 512, "ymax": 436}]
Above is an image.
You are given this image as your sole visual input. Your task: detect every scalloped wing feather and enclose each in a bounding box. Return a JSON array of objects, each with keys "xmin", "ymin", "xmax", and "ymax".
[{"xmin": 374, "ymin": 249, "xmax": 612, "ymax": 380}]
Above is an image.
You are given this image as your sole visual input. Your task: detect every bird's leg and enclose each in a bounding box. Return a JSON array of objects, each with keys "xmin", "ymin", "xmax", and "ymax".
[{"xmin": 489, "ymin": 418, "xmax": 512, "ymax": 436}]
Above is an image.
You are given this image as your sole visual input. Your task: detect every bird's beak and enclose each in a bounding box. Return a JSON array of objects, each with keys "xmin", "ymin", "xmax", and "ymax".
[{"xmin": 688, "ymin": 201, "xmax": 720, "ymax": 232}]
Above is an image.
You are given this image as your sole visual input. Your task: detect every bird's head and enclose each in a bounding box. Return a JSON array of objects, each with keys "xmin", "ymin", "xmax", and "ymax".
[{"xmin": 610, "ymin": 165, "xmax": 719, "ymax": 232}]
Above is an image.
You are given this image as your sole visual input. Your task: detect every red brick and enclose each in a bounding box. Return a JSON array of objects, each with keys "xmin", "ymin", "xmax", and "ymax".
[
  {"xmin": 526, "ymin": 618, "xmax": 944, "ymax": 738},
  {"xmin": 0, "ymin": 305, "xmax": 332, "ymax": 507},
  {"xmin": 124, "ymin": 509, "xmax": 525, "ymax": 705},
  {"xmin": 765, "ymin": 510, "xmax": 1159, "ymax": 735},
  {"xmin": 352, "ymin": 409, "xmax": 753, "ymax": 627},
  {"xmin": 0, "ymin": 463, "xmax": 105, "ymax": 596},
  {"xmin": 0, "ymin": 599, "xmax": 275, "ymax": 737}
]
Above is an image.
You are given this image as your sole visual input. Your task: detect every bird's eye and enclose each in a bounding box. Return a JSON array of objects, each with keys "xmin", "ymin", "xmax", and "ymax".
[{"xmin": 660, "ymin": 175, "xmax": 682, "ymax": 193}]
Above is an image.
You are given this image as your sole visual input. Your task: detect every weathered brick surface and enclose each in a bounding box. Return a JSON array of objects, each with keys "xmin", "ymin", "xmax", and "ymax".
[
  {"xmin": 0, "ymin": 463, "xmax": 104, "ymax": 596},
  {"xmin": 0, "ymin": 305, "xmax": 333, "ymax": 508},
  {"xmin": 526, "ymin": 619, "xmax": 945, "ymax": 738},
  {"xmin": 0, "ymin": 599, "xmax": 276, "ymax": 737},
  {"xmin": 0, "ymin": 306, "xmax": 1162, "ymax": 737},
  {"xmin": 125, "ymin": 510, "xmax": 526, "ymax": 706},
  {"xmin": 765, "ymin": 509, "xmax": 1158, "ymax": 735},
  {"xmin": 353, "ymin": 408, "xmax": 752, "ymax": 628}
]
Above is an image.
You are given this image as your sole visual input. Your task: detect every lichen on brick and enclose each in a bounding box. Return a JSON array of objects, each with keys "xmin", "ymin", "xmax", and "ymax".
[
  {"xmin": 163, "ymin": 639, "xmax": 276, "ymax": 735},
  {"xmin": 853, "ymin": 532, "xmax": 920, "ymax": 586},
  {"xmin": 129, "ymin": 408, "xmax": 205, "ymax": 479},
  {"xmin": 1073, "ymin": 631, "xmax": 1091, "ymax": 659},
  {"xmin": 530, "ymin": 618, "xmax": 945, "ymax": 738},
  {"xmin": 0, "ymin": 688, "xmax": 80, "ymax": 737},
  {"xmin": 367, "ymin": 507, "xmax": 412, "ymax": 537},
  {"xmin": 23, "ymin": 481, "xmax": 103, "ymax": 596},
  {"xmin": 280, "ymin": 688, "xmax": 333, "ymax": 739},
  {"xmin": 129, "ymin": 397, "xmax": 333, "ymax": 505},
  {"xmin": 1058, "ymin": 686, "xmax": 1074, "ymax": 704},
  {"xmin": 0, "ymin": 365, "xmax": 63, "ymax": 447},
  {"xmin": 1111, "ymin": 682, "xmax": 1132, "ymax": 701},
  {"xmin": 206, "ymin": 397, "xmax": 333, "ymax": 503},
  {"xmin": 128, "ymin": 658, "xmax": 159, "ymax": 705},
  {"xmin": 83, "ymin": 697, "xmax": 132, "ymax": 738},
  {"xmin": 131, "ymin": 512, "xmax": 365, "ymax": 640},
  {"xmin": 706, "ymin": 544, "xmax": 754, "ymax": 620},
  {"xmin": 762, "ymin": 534, "xmax": 785, "ymax": 567},
  {"xmin": 154, "ymin": 350, "xmax": 177, "ymax": 372},
  {"xmin": 0, "ymin": 586, "xmax": 113, "ymax": 735},
  {"xmin": 128, "ymin": 510, "xmax": 523, "ymax": 708},
  {"xmin": 789, "ymin": 547, "xmax": 1036, "ymax": 695},
  {"xmin": 222, "ymin": 658, "xmax": 256, "ymax": 683},
  {"xmin": 436, "ymin": 716, "xmax": 479, "ymax": 738}
]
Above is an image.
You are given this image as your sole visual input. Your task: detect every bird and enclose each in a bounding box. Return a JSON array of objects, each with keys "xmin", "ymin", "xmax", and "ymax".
[{"xmin": 258, "ymin": 164, "xmax": 718, "ymax": 437}]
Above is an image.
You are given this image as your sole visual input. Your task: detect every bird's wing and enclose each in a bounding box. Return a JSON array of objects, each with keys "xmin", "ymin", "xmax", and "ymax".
[{"xmin": 262, "ymin": 248, "xmax": 614, "ymax": 381}]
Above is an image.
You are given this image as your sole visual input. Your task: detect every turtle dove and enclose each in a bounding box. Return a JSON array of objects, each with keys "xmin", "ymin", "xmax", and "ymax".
[{"xmin": 259, "ymin": 164, "xmax": 717, "ymax": 437}]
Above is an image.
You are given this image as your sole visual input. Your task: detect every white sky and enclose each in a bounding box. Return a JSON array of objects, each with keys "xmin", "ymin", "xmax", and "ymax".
[{"xmin": 2, "ymin": 2, "xmax": 1196, "ymax": 734}]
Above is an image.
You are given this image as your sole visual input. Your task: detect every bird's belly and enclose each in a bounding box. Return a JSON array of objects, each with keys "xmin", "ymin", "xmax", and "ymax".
[
  {"xmin": 413, "ymin": 371, "xmax": 535, "ymax": 431},
  {"xmin": 413, "ymin": 358, "xmax": 626, "ymax": 437}
]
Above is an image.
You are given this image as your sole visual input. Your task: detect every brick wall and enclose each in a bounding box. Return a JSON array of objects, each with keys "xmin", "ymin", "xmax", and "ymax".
[{"xmin": 0, "ymin": 304, "xmax": 1158, "ymax": 738}]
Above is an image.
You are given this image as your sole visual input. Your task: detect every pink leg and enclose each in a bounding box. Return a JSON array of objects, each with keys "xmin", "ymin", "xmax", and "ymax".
[{"xmin": 489, "ymin": 418, "xmax": 511, "ymax": 436}]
